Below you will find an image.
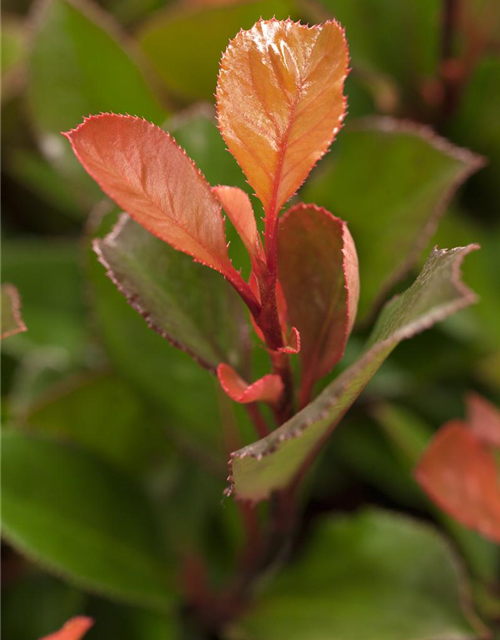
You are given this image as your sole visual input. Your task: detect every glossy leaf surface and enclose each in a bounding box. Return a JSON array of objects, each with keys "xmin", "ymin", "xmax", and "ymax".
[
  {"xmin": 229, "ymin": 245, "xmax": 478, "ymax": 501},
  {"xmin": 302, "ymin": 119, "xmax": 484, "ymax": 318},
  {"xmin": 1, "ymin": 283, "xmax": 27, "ymax": 340},
  {"xmin": 278, "ymin": 204, "xmax": 359, "ymax": 403},
  {"xmin": 95, "ymin": 213, "xmax": 248, "ymax": 370},
  {"xmin": 218, "ymin": 363, "xmax": 283, "ymax": 405},
  {"xmin": 415, "ymin": 421, "xmax": 500, "ymax": 544},
  {"xmin": 66, "ymin": 115, "xmax": 237, "ymax": 281},
  {"xmin": 138, "ymin": 0, "xmax": 295, "ymax": 101},
  {"xmin": 40, "ymin": 617, "xmax": 93, "ymax": 640},
  {"xmin": 232, "ymin": 509, "xmax": 479, "ymax": 640},
  {"xmin": 2, "ymin": 431, "xmax": 174, "ymax": 610},
  {"xmin": 217, "ymin": 19, "xmax": 348, "ymax": 216}
]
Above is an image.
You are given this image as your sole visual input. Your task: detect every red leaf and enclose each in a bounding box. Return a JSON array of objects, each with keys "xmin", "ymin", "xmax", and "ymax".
[
  {"xmin": 248, "ymin": 271, "xmax": 288, "ymax": 343},
  {"xmin": 39, "ymin": 617, "xmax": 93, "ymax": 640},
  {"xmin": 217, "ymin": 363, "xmax": 284, "ymax": 405},
  {"xmin": 64, "ymin": 115, "xmax": 257, "ymax": 310},
  {"xmin": 278, "ymin": 204, "xmax": 359, "ymax": 406},
  {"xmin": 415, "ymin": 421, "xmax": 500, "ymax": 544},
  {"xmin": 216, "ymin": 19, "xmax": 349, "ymax": 221},
  {"xmin": 278, "ymin": 326, "xmax": 301, "ymax": 354},
  {"xmin": 213, "ymin": 185, "xmax": 264, "ymax": 262},
  {"xmin": 466, "ymin": 392, "xmax": 500, "ymax": 449}
]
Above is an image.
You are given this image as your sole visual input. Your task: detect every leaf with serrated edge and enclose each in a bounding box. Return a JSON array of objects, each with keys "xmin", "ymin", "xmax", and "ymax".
[
  {"xmin": 40, "ymin": 617, "xmax": 93, "ymax": 640},
  {"xmin": 94, "ymin": 213, "xmax": 249, "ymax": 371},
  {"xmin": 228, "ymin": 245, "xmax": 479, "ymax": 502},
  {"xmin": 64, "ymin": 114, "xmax": 252, "ymax": 301},
  {"xmin": 218, "ymin": 363, "xmax": 283, "ymax": 405},
  {"xmin": 466, "ymin": 392, "xmax": 500, "ymax": 449},
  {"xmin": 1, "ymin": 283, "xmax": 27, "ymax": 340},
  {"xmin": 415, "ymin": 421, "xmax": 500, "ymax": 544},
  {"xmin": 216, "ymin": 19, "xmax": 348, "ymax": 218},
  {"xmin": 278, "ymin": 204, "xmax": 359, "ymax": 405},
  {"xmin": 213, "ymin": 185, "xmax": 263, "ymax": 262},
  {"xmin": 302, "ymin": 118, "xmax": 485, "ymax": 320}
]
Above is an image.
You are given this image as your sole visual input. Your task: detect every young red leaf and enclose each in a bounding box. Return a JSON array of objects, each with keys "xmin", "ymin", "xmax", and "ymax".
[
  {"xmin": 415, "ymin": 421, "xmax": 500, "ymax": 544},
  {"xmin": 64, "ymin": 114, "xmax": 257, "ymax": 310},
  {"xmin": 278, "ymin": 326, "xmax": 300, "ymax": 354},
  {"xmin": 218, "ymin": 363, "xmax": 283, "ymax": 405},
  {"xmin": 248, "ymin": 272, "xmax": 288, "ymax": 344},
  {"xmin": 213, "ymin": 185, "xmax": 264, "ymax": 262},
  {"xmin": 278, "ymin": 204, "xmax": 359, "ymax": 405},
  {"xmin": 39, "ymin": 617, "xmax": 93, "ymax": 640},
  {"xmin": 1, "ymin": 283, "xmax": 27, "ymax": 340},
  {"xmin": 216, "ymin": 19, "xmax": 349, "ymax": 219},
  {"xmin": 466, "ymin": 392, "xmax": 500, "ymax": 449}
]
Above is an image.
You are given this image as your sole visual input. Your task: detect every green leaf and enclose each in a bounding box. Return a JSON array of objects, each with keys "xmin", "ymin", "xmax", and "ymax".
[
  {"xmin": 94, "ymin": 212, "xmax": 249, "ymax": 371},
  {"xmin": 1, "ymin": 431, "xmax": 174, "ymax": 611},
  {"xmin": 26, "ymin": 371, "xmax": 166, "ymax": 475},
  {"xmin": 1, "ymin": 15, "xmax": 27, "ymax": 100},
  {"xmin": 28, "ymin": 0, "xmax": 167, "ymax": 204},
  {"xmin": 231, "ymin": 508, "xmax": 482, "ymax": 640},
  {"xmin": 138, "ymin": 0, "xmax": 297, "ymax": 101},
  {"xmin": 1, "ymin": 283, "xmax": 27, "ymax": 340},
  {"xmin": 302, "ymin": 118, "xmax": 484, "ymax": 319},
  {"xmin": 229, "ymin": 245, "xmax": 478, "ymax": 502}
]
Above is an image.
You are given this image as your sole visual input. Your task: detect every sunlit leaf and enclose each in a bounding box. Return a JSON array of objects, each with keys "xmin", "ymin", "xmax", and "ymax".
[
  {"xmin": 39, "ymin": 617, "xmax": 93, "ymax": 640},
  {"xmin": 1, "ymin": 283, "xmax": 27, "ymax": 340},
  {"xmin": 231, "ymin": 509, "xmax": 481, "ymax": 640},
  {"xmin": 2, "ymin": 431, "xmax": 174, "ymax": 610},
  {"xmin": 138, "ymin": 0, "xmax": 296, "ymax": 101},
  {"xmin": 217, "ymin": 19, "xmax": 348, "ymax": 218},
  {"xmin": 415, "ymin": 421, "xmax": 500, "ymax": 544},
  {"xmin": 94, "ymin": 213, "xmax": 250, "ymax": 371},
  {"xmin": 278, "ymin": 204, "xmax": 359, "ymax": 405},
  {"xmin": 229, "ymin": 245, "xmax": 479, "ymax": 501},
  {"xmin": 302, "ymin": 118, "xmax": 484, "ymax": 319}
]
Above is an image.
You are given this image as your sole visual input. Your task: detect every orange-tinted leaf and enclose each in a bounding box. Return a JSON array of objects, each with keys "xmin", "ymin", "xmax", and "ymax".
[
  {"xmin": 65, "ymin": 115, "xmax": 237, "ymax": 282},
  {"xmin": 278, "ymin": 204, "xmax": 359, "ymax": 405},
  {"xmin": 415, "ymin": 421, "xmax": 500, "ymax": 544},
  {"xmin": 39, "ymin": 617, "xmax": 93, "ymax": 640},
  {"xmin": 466, "ymin": 392, "xmax": 500, "ymax": 449},
  {"xmin": 217, "ymin": 19, "xmax": 348, "ymax": 218},
  {"xmin": 213, "ymin": 185, "xmax": 264, "ymax": 261},
  {"xmin": 278, "ymin": 326, "xmax": 300, "ymax": 354},
  {"xmin": 218, "ymin": 363, "xmax": 283, "ymax": 405}
]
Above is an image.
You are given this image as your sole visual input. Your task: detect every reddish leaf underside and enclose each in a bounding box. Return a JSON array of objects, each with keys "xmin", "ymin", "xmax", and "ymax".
[
  {"xmin": 278, "ymin": 204, "xmax": 359, "ymax": 405},
  {"xmin": 39, "ymin": 617, "xmax": 94, "ymax": 640},
  {"xmin": 213, "ymin": 185, "xmax": 264, "ymax": 262},
  {"xmin": 64, "ymin": 114, "xmax": 241, "ymax": 284},
  {"xmin": 216, "ymin": 19, "xmax": 349, "ymax": 219},
  {"xmin": 217, "ymin": 362, "xmax": 284, "ymax": 405},
  {"xmin": 466, "ymin": 392, "xmax": 500, "ymax": 449},
  {"xmin": 415, "ymin": 421, "xmax": 500, "ymax": 544}
]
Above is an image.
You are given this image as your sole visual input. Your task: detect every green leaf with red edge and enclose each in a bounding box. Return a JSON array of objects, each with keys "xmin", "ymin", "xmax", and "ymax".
[
  {"xmin": 415, "ymin": 421, "xmax": 500, "ymax": 545},
  {"xmin": 64, "ymin": 114, "xmax": 257, "ymax": 311},
  {"xmin": 302, "ymin": 118, "xmax": 485, "ymax": 320},
  {"xmin": 228, "ymin": 245, "xmax": 479, "ymax": 502},
  {"xmin": 278, "ymin": 204, "xmax": 359, "ymax": 406},
  {"xmin": 1, "ymin": 283, "xmax": 27, "ymax": 340},
  {"xmin": 94, "ymin": 213, "xmax": 250, "ymax": 371},
  {"xmin": 216, "ymin": 18, "xmax": 349, "ymax": 218},
  {"xmin": 466, "ymin": 392, "xmax": 500, "ymax": 449},
  {"xmin": 217, "ymin": 363, "xmax": 283, "ymax": 405},
  {"xmin": 40, "ymin": 617, "xmax": 93, "ymax": 640},
  {"xmin": 230, "ymin": 508, "xmax": 483, "ymax": 640}
]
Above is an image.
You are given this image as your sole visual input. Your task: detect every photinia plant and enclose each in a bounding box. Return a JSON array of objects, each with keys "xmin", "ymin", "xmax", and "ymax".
[{"xmin": 51, "ymin": 16, "xmax": 488, "ymax": 636}]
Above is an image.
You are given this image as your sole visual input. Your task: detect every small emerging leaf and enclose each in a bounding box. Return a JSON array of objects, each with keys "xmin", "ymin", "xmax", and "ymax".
[
  {"xmin": 40, "ymin": 617, "xmax": 93, "ymax": 640},
  {"xmin": 466, "ymin": 392, "xmax": 500, "ymax": 449},
  {"xmin": 218, "ymin": 363, "xmax": 283, "ymax": 405},
  {"xmin": 229, "ymin": 245, "xmax": 479, "ymax": 501},
  {"xmin": 217, "ymin": 19, "xmax": 348, "ymax": 217},
  {"xmin": 1, "ymin": 283, "xmax": 27, "ymax": 340},
  {"xmin": 65, "ymin": 115, "xmax": 247, "ymax": 293},
  {"xmin": 278, "ymin": 204, "xmax": 359, "ymax": 405},
  {"xmin": 415, "ymin": 421, "xmax": 500, "ymax": 544}
]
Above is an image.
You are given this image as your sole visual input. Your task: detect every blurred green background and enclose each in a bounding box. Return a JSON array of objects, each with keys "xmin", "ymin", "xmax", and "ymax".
[{"xmin": 1, "ymin": 0, "xmax": 499, "ymax": 638}]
